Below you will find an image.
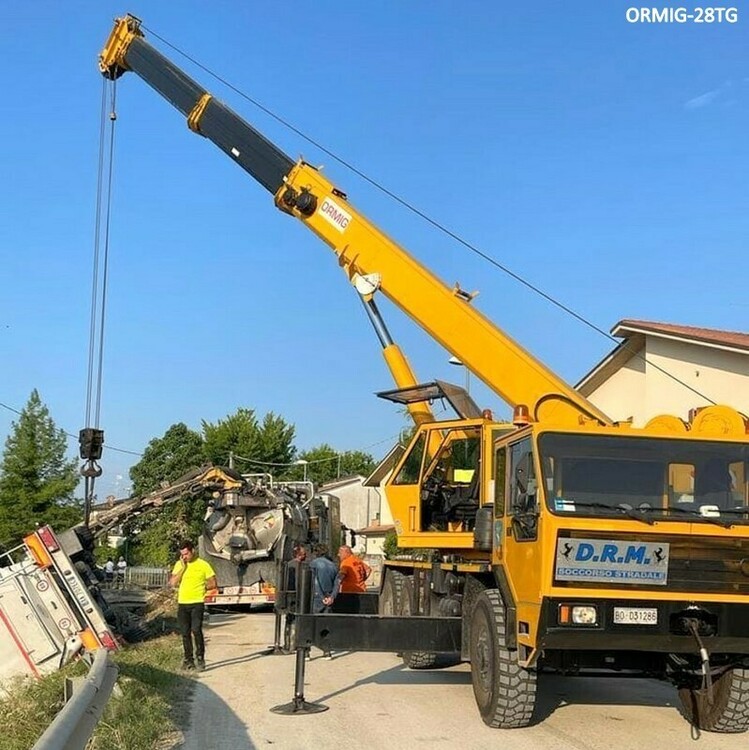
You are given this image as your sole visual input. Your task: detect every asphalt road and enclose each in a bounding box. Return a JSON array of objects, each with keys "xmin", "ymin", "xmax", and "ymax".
[{"xmin": 180, "ymin": 611, "xmax": 746, "ymax": 750}]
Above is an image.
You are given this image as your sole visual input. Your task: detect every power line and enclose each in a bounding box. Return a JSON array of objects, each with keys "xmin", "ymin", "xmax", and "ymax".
[{"xmin": 0, "ymin": 401, "xmax": 22, "ymax": 416}]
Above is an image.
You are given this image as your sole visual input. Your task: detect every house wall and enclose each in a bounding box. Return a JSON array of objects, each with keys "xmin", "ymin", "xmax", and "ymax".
[
  {"xmin": 587, "ymin": 336, "xmax": 749, "ymax": 426},
  {"xmin": 586, "ymin": 354, "xmax": 646, "ymax": 423},
  {"xmin": 643, "ymin": 337, "xmax": 749, "ymax": 421},
  {"xmin": 321, "ymin": 479, "xmax": 384, "ymax": 552}
]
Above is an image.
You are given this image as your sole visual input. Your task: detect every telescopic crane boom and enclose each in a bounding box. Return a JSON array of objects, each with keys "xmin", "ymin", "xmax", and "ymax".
[{"xmin": 99, "ymin": 14, "xmax": 611, "ymax": 427}]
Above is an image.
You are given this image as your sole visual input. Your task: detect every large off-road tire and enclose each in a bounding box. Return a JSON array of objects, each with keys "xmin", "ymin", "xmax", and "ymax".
[
  {"xmin": 400, "ymin": 576, "xmax": 439, "ymax": 669},
  {"xmin": 379, "ymin": 568, "xmax": 405, "ymax": 616},
  {"xmin": 469, "ymin": 589, "xmax": 536, "ymax": 728},
  {"xmin": 678, "ymin": 667, "xmax": 749, "ymax": 733}
]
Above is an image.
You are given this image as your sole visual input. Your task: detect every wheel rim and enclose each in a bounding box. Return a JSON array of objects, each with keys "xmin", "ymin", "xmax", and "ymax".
[{"xmin": 472, "ymin": 607, "xmax": 494, "ymax": 706}]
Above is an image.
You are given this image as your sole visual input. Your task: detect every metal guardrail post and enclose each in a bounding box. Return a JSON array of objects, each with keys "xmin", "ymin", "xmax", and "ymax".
[{"xmin": 32, "ymin": 649, "xmax": 119, "ymax": 750}]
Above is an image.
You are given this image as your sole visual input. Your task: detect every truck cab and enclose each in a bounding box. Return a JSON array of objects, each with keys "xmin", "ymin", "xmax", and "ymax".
[{"xmin": 0, "ymin": 525, "xmax": 116, "ymax": 687}]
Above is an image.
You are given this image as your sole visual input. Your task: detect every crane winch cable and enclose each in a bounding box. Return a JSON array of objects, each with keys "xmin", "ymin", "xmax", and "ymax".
[
  {"xmin": 140, "ymin": 24, "xmax": 717, "ymax": 409},
  {"xmin": 80, "ymin": 77, "xmax": 119, "ymax": 524}
]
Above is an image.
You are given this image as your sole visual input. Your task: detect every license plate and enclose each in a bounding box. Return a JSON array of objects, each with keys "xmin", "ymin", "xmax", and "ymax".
[{"xmin": 613, "ymin": 607, "xmax": 658, "ymax": 625}]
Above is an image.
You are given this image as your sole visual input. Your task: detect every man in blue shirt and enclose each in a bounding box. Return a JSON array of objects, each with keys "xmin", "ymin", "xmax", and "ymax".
[{"xmin": 308, "ymin": 543, "xmax": 338, "ymax": 659}]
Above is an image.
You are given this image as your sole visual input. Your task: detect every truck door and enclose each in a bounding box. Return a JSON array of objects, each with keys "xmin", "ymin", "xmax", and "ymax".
[
  {"xmin": 501, "ymin": 436, "xmax": 543, "ymax": 643},
  {"xmin": 386, "ymin": 429, "xmax": 428, "ymax": 539}
]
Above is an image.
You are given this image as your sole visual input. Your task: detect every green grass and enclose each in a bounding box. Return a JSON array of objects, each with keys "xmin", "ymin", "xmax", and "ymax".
[{"xmin": 0, "ymin": 635, "xmax": 193, "ymax": 750}]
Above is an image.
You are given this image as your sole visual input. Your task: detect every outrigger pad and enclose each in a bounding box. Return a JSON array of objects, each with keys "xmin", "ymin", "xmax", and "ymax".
[{"xmin": 270, "ymin": 698, "xmax": 329, "ymax": 715}]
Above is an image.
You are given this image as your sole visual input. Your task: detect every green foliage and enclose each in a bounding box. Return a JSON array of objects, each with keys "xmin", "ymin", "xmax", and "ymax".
[
  {"xmin": 129, "ymin": 423, "xmax": 204, "ymax": 496},
  {"xmin": 0, "ymin": 390, "xmax": 79, "ymax": 547},
  {"xmin": 94, "ymin": 543, "xmax": 121, "ymax": 566},
  {"xmin": 382, "ymin": 529, "xmax": 399, "ymax": 560},
  {"xmin": 296, "ymin": 443, "xmax": 376, "ymax": 485},
  {"xmin": 202, "ymin": 408, "xmax": 296, "ymax": 468},
  {"xmin": 256, "ymin": 411, "xmax": 296, "ymax": 465},
  {"xmin": 128, "ymin": 496, "xmax": 206, "ymax": 567},
  {"xmin": 127, "ymin": 423, "xmax": 205, "ymax": 566},
  {"xmin": 202, "ymin": 408, "xmax": 259, "ymax": 465}
]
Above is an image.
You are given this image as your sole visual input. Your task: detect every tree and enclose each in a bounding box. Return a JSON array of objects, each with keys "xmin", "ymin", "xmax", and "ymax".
[
  {"xmin": 202, "ymin": 408, "xmax": 296, "ymax": 469},
  {"xmin": 255, "ymin": 412, "xmax": 296, "ymax": 467},
  {"xmin": 126, "ymin": 423, "xmax": 205, "ymax": 565},
  {"xmin": 0, "ymin": 390, "xmax": 80, "ymax": 546},
  {"xmin": 129, "ymin": 423, "xmax": 204, "ymax": 496},
  {"xmin": 127, "ymin": 496, "xmax": 206, "ymax": 567},
  {"xmin": 297, "ymin": 443, "xmax": 376, "ymax": 485}
]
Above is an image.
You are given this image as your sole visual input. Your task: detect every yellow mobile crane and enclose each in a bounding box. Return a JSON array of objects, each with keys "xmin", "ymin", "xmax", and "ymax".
[{"xmin": 100, "ymin": 15, "xmax": 749, "ymax": 732}]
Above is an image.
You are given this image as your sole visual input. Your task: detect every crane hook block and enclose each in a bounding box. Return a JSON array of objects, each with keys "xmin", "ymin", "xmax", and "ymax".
[
  {"xmin": 80, "ymin": 460, "xmax": 103, "ymax": 479},
  {"xmin": 79, "ymin": 428, "xmax": 105, "ymax": 461}
]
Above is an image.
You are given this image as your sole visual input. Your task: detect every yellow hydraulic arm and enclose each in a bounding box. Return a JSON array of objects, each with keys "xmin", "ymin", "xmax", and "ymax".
[
  {"xmin": 85, "ymin": 465, "xmax": 243, "ymax": 538},
  {"xmin": 100, "ymin": 15, "xmax": 611, "ymax": 427}
]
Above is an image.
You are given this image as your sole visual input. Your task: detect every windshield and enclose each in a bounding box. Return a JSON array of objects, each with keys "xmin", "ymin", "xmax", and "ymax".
[{"xmin": 539, "ymin": 433, "xmax": 749, "ymax": 524}]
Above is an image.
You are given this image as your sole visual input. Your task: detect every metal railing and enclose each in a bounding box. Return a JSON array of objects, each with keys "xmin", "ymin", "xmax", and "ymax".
[
  {"xmin": 124, "ymin": 566, "xmax": 169, "ymax": 589},
  {"xmin": 32, "ymin": 648, "xmax": 119, "ymax": 750}
]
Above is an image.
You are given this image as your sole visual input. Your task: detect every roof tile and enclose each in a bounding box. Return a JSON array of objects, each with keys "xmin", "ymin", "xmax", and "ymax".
[{"xmin": 615, "ymin": 319, "xmax": 749, "ymax": 351}]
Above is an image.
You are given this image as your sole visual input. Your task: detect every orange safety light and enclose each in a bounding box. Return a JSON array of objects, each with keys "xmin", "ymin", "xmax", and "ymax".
[
  {"xmin": 558, "ymin": 605, "xmax": 571, "ymax": 624},
  {"xmin": 25, "ymin": 535, "xmax": 54, "ymax": 568},
  {"xmin": 513, "ymin": 404, "xmax": 531, "ymax": 426},
  {"xmin": 80, "ymin": 628, "xmax": 100, "ymax": 651}
]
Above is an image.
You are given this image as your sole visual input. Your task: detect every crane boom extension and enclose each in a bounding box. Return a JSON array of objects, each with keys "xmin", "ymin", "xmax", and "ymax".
[{"xmin": 100, "ymin": 15, "xmax": 611, "ymax": 426}]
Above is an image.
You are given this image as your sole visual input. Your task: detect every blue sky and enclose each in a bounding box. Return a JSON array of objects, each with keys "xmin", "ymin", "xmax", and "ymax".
[{"xmin": 0, "ymin": 2, "xmax": 746, "ymax": 497}]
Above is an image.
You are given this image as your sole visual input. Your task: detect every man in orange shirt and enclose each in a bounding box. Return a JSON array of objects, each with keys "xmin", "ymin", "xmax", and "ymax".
[{"xmin": 336, "ymin": 545, "xmax": 371, "ymax": 593}]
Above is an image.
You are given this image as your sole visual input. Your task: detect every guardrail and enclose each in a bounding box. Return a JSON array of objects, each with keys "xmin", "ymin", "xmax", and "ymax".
[
  {"xmin": 124, "ymin": 566, "xmax": 169, "ymax": 589},
  {"xmin": 32, "ymin": 649, "xmax": 119, "ymax": 750}
]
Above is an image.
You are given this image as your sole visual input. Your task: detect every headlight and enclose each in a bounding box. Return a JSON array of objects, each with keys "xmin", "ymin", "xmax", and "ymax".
[{"xmin": 571, "ymin": 605, "xmax": 597, "ymax": 625}]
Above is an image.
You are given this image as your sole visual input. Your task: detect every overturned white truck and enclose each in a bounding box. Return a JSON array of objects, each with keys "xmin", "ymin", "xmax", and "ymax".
[{"xmin": 0, "ymin": 525, "xmax": 116, "ymax": 687}]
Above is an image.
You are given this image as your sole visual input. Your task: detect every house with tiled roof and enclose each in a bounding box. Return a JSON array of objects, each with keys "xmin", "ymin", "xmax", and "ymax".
[{"xmin": 577, "ymin": 320, "xmax": 749, "ymax": 426}]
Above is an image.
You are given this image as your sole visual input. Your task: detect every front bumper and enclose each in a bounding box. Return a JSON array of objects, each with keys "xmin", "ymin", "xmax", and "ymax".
[{"xmin": 538, "ymin": 597, "xmax": 749, "ymax": 653}]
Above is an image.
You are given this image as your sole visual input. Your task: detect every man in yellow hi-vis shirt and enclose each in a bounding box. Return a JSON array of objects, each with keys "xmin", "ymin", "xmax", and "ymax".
[{"xmin": 170, "ymin": 540, "xmax": 216, "ymax": 671}]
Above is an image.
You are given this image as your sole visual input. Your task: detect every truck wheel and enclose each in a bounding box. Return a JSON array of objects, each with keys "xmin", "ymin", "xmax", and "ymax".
[
  {"xmin": 470, "ymin": 589, "xmax": 536, "ymax": 728},
  {"xmin": 678, "ymin": 668, "xmax": 749, "ymax": 733},
  {"xmin": 400, "ymin": 576, "xmax": 438, "ymax": 669},
  {"xmin": 379, "ymin": 568, "xmax": 404, "ymax": 616}
]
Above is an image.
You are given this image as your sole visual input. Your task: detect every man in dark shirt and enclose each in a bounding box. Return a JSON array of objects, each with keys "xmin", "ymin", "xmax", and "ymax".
[{"xmin": 308, "ymin": 543, "xmax": 338, "ymax": 659}]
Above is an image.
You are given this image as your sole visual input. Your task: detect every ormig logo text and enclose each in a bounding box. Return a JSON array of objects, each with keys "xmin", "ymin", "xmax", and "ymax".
[{"xmin": 319, "ymin": 197, "xmax": 352, "ymax": 232}]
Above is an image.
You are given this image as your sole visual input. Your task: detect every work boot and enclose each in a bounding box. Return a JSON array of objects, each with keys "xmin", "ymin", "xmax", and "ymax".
[{"xmin": 196, "ymin": 659, "xmax": 206, "ymax": 672}]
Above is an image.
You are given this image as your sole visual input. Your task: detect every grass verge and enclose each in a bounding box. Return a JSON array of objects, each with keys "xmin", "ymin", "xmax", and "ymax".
[{"xmin": 0, "ymin": 634, "xmax": 192, "ymax": 750}]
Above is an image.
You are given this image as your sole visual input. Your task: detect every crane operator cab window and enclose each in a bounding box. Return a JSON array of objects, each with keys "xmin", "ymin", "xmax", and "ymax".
[
  {"xmin": 508, "ymin": 438, "xmax": 539, "ymax": 541},
  {"xmin": 418, "ymin": 426, "xmax": 481, "ymax": 532}
]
